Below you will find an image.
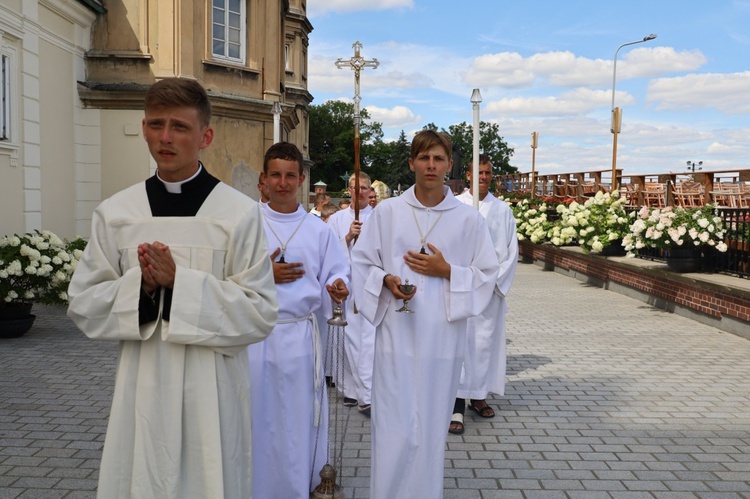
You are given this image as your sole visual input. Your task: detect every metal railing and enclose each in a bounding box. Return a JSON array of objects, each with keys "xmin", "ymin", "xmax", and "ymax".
[{"xmin": 633, "ymin": 208, "xmax": 750, "ymax": 278}]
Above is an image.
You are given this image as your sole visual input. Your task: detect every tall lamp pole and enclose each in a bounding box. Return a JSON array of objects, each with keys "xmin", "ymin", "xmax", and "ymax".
[
  {"xmin": 531, "ymin": 132, "xmax": 538, "ymax": 195},
  {"xmin": 470, "ymin": 89, "xmax": 482, "ymax": 209},
  {"xmin": 272, "ymin": 102, "xmax": 282, "ymax": 144},
  {"xmin": 610, "ymin": 33, "xmax": 657, "ymax": 191}
]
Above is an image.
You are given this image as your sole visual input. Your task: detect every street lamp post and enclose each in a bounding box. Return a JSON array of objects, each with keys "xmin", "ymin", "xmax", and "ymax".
[
  {"xmin": 470, "ymin": 89, "xmax": 482, "ymax": 209},
  {"xmin": 272, "ymin": 102, "xmax": 282, "ymax": 144},
  {"xmin": 531, "ymin": 132, "xmax": 538, "ymax": 195},
  {"xmin": 610, "ymin": 33, "xmax": 657, "ymax": 191}
]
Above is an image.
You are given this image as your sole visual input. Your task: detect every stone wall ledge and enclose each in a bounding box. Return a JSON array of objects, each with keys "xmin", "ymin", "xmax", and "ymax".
[{"xmin": 519, "ymin": 240, "xmax": 750, "ymax": 340}]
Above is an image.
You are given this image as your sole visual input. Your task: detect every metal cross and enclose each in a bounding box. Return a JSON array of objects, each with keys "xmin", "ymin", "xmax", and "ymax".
[
  {"xmin": 335, "ymin": 41, "xmax": 379, "ymax": 128},
  {"xmin": 334, "ymin": 41, "xmax": 379, "ymax": 228}
]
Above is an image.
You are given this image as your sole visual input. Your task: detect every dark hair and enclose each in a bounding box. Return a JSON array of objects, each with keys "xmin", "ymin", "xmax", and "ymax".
[
  {"xmin": 466, "ymin": 154, "xmax": 492, "ymax": 174},
  {"xmin": 263, "ymin": 142, "xmax": 304, "ymax": 174},
  {"xmin": 468, "ymin": 154, "xmax": 492, "ymax": 166},
  {"xmin": 410, "ymin": 130, "xmax": 452, "ymax": 160},
  {"xmin": 144, "ymin": 78, "xmax": 212, "ymax": 127}
]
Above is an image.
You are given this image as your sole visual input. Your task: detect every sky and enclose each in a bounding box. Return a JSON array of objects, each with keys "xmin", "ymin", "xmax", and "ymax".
[{"xmin": 306, "ymin": 0, "xmax": 750, "ymax": 178}]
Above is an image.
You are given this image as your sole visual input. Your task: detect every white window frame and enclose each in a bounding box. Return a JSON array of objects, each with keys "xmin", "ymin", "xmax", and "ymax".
[
  {"xmin": 211, "ymin": 0, "xmax": 246, "ymax": 64},
  {"xmin": 284, "ymin": 43, "xmax": 291, "ymax": 72},
  {"xmin": 1, "ymin": 53, "xmax": 10, "ymax": 141}
]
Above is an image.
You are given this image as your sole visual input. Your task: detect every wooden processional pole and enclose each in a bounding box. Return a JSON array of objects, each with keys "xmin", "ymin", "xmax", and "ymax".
[{"xmin": 312, "ymin": 42, "xmax": 379, "ymax": 499}]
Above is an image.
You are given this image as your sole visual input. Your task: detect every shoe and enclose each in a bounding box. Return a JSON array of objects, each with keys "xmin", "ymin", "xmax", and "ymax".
[
  {"xmin": 448, "ymin": 413, "xmax": 464, "ymax": 435},
  {"xmin": 358, "ymin": 404, "xmax": 371, "ymax": 417},
  {"xmin": 468, "ymin": 400, "xmax": 495, "ymax": 418},
  {"xmin": 343, "ymin": 397, "xmax": 358, "ymax": 407}
]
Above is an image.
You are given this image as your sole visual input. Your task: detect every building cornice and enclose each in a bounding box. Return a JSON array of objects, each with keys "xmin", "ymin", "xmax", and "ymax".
[
  {"xmin": 41, "ymin": 0, "xmax": 99, "ymax": 27},
  {"xmin": 285, "ymin": 85, "xmax": 313, "ymax": 106},
  {"xmin": 287, "ymin": 9, "xmax": 313, "ymax": 34},
  {"xmin": 77, "ymin": 81, "xmax": 300, "ymax": 129},
  {"xmin": 75, "ymin": 0, "xmax": 107, "ymax": 14}
]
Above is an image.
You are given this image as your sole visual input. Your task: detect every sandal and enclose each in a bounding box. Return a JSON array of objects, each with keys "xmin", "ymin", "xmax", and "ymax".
[
  {"xmin": 448, "ymin": 412, "xmax": 464, "ymax": 435},
  {"xmin": 358, "ymin": 404, "xmax": 371, "ymax": 418},
  {"xmin": 468, "ymin": 400, "xmax": 495, "ymax": 418}
]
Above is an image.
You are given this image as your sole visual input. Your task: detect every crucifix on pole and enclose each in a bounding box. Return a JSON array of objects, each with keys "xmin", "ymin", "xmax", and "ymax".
[{"xmin": 335, "ymin": 41, "xmax": 379, "ymax": 224}]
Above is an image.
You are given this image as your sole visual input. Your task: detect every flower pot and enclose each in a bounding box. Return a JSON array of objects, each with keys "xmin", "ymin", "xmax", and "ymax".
[
  {"xmin": 665, "ymin": 248, "xmax": 702, "ymax": 273},
  {"xmin": 600, "ymin": 239, "xmax": 626, "ymax": 256},
  {"xmin": 0, "ymin": 302, "xmax": 35, "ymax": 338},
  {"xmin": 0, "ymin": 315, "xmax": 36, "ymax": 338},
  {"xmin": 0, "ymin": 302, "xmax": 33, "ymax": 319}
]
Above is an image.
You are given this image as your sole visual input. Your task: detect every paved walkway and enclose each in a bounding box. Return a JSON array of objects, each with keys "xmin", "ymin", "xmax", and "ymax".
[{"xmin": 1, "ymin": 262, "xmax": 749, "ymax": 498}]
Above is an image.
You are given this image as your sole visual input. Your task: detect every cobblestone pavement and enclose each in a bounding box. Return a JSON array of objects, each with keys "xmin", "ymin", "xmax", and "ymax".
[{"xmin": 1, "ymin": 261, "xmax": 749, "ymax": 498}]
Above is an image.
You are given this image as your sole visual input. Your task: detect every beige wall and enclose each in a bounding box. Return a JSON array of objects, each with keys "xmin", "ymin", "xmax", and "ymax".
[
  {"xmin": 97, "ymin": 111, "xmax": 275, "ymax": 202},
  {"xmin": 1, "ymin": 0, "xmax": 311, "ymax": 238},
  {"xmin": 100, "ymin": 110, "xmax": 152, "ymax": 200},
  {"xmin": 39, "ymin": 39, "xmax": 76, "ymax": 237},
  {"xmin": 0, "ymin": 155, "xmax": 24, "ymax": 235},
  {"xmin": 0, "ymin": 0, "xmax": 96, "ymax": 239}
]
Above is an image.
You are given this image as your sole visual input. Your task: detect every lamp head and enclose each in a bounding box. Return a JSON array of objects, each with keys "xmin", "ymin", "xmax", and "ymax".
[
  {"xmin": 470, "ymin": 88, "xmax": 482, "ymax": 104},
  {"xmin": 643, "ymin": 34, "xmax": 657, "ymax": 41}
]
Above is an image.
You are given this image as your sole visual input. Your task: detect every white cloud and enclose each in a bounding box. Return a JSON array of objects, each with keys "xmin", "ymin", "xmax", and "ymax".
[
  {"xmin": 365, "ymin": 105, "xmax": 422, "ymax": 129},
  {"xmin": 310, "ymin": 41, "xmax": 459, "ymax": 98},
  {"xmin": 484, "ymin": 89, "xmax": 623, "ymax": 118},
  {"xmin": 463, "ymin": 52, "xmax": 536, "ymax": 88},
  {"xmin": 622, "ymin": 47, "xmax": 706, "ymax": 77},
  {"xmin": 309, "ymin": 0, "xmax": 413, "ymax": 16},
  {"xmin": 465, "ymin": 47, "xmax": 706, "ymax": 89},
  {"xmin": 648, "ymin": 71, "xmax": 750, "ymax": 114}
]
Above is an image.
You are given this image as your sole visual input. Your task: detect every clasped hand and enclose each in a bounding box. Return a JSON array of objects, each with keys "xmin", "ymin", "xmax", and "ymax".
[{"xmin": 138, "ymin": 241, "xmax": 176, "ymax": 293}]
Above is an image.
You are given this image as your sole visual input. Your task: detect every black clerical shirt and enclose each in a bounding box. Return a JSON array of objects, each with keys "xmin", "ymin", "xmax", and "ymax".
[{"xmin": 138, "ymin": 165, "xmax": 220, "ymax": 324}]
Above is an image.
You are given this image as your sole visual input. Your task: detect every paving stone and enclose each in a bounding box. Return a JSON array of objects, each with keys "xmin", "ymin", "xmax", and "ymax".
[{"xmin": 2, "ymin": 265, "xmax": 749, "ymax": 496}]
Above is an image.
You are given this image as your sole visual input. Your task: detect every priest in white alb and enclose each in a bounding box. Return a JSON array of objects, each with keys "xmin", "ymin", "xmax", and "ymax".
[
  {"xmin": 351, "ymin": 130, "xmax": 500, "ymax": 498},
  {"xmin": 67, "ymin": 79, "xmax": 278, "ymax": 498}
]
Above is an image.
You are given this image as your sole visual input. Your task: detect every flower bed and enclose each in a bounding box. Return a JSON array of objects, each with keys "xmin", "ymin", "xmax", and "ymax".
[
  {"xmin": 0, "ymin": 230, "xmax": 85, "ymax": 306},
  {"xmin": 504, "ymin": 191, "xmax": 729, "ymax": 261}
]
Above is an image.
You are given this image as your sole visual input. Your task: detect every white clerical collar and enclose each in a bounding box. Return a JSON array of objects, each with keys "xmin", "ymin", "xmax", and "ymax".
[{"xmin": 157, "ymin": 164, "xmax": 203, "ymax": 193}]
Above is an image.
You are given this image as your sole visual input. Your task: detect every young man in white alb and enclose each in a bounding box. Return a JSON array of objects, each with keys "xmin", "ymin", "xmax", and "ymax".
[
  {"xmin": 351, "ymin": 130, "xmax": 500, "ymax": 498},
  {"xmin": 326, "ymin": 172, "xmax": 376, "ymax": 416},
  {"xmin": 247, "ymin": 142, "xmax": 349, "ymax": 498},
  {"xmin": 449, "ymin": 154, "xmax": 518, "ymax": 435}
]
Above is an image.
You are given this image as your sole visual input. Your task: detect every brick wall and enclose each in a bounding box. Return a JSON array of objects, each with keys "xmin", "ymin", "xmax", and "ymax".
[{"xmin": 518, "ymin": 241, "xmax": 750, "ymax": 332}]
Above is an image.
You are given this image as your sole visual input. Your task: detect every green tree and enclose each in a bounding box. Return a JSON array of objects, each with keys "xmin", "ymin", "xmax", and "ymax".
[
  {"xmin": 383, "ymin": 131, "xmax": 413, "ymax": 191},
  {"xmin": 308, "ymin": 101, "xmax": 384, "ymax": 192},
  {"xmin": 444, "ymin": 121, "xmax": 517, "ymax": 177}
]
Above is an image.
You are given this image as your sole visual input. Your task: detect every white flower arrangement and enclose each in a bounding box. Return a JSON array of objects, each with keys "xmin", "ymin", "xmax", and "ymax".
[
  {"xmin": 0, "ymin": 230, "xmax": 86, "ymax": 306},
  {"xmin": 623, "ymin": 205, "xmax": 728, "ymax": 256},
  {"xmin": 556, "ymin": 191, "xmax": 633, "ymax": 253},
  {"xmin": 511, "ymin": 199, "xmax": 553, "ymax": 244}
]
